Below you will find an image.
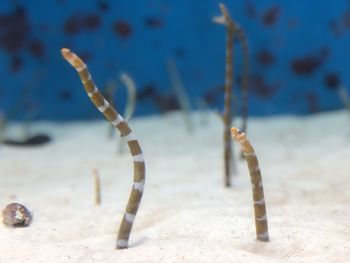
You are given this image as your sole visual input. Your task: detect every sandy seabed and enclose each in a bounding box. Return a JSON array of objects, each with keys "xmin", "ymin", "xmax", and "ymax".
[{"xmin": 0, "ymin": 110, "xmax": 349, "ymax": 263}]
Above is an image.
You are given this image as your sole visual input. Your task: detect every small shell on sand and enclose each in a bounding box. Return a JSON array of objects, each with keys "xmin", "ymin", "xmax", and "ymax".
[{"xmin": 2, "ymin": 203, "xmax": 32, "ymax": 227}]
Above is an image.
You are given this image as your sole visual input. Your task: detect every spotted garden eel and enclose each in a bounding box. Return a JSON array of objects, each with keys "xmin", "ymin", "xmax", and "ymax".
[
  {"xmin": 213, "ymin": 3, "xmax": 237, "ymax": 187},
  {"xmin": 235, "ymin": 26, "xmax": 250, "ymax": 135},
  {"xmin": 231, "ymin": 127, "xmax": 269, "ymax": 241},
  {"xmin": 61, "ymin": 48, "xmax": 145, "ymax": 249}
]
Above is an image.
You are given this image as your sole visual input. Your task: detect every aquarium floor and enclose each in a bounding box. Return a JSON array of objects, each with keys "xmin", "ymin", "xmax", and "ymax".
[{"xmin": 0, "ymin": 111, "xmax": 349, "ymax": 262}]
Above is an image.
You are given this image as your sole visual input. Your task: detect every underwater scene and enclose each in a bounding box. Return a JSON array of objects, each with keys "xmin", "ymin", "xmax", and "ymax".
[{"xmin": 0, "ymin": 0, "xmax": 349, "ymax": 262}]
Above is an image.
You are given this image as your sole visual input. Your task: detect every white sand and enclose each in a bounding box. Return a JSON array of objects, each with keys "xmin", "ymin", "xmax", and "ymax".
[{"xmin": 0, "ymin": 111, "xmax": 349, "ymax": 262}]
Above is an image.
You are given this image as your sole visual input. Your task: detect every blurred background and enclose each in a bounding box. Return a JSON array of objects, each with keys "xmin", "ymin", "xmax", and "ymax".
[{"xmin": 0, "ymin": 0, "xmax": 349, "ymax": 121}]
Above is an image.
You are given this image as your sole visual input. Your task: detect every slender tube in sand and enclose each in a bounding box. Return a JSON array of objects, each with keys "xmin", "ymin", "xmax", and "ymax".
[
  {"xmin": 166, "ymin": 58, "xmax": 193, "ymax": 133},
  {"xmin": 93, "ymin": 169, "xmax": 101, "ymax": 206},
  {"xmin": 120, "ymin": 72, "xmax": 136, "ymax": 122},
  {"xmin": 231, "ymin": 127, "xmax": 269, "ymax": 241},
  {"xmin": 61, "ymin": 48, "xmax": 146, "ymax": 249}
]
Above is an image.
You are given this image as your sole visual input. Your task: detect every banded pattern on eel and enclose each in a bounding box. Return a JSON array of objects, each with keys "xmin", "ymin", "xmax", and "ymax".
[
  {"xmin": 214, "ymin": 3, "xmax": 237, "ymax": 187},
  {"xmin": 231, "ymin": 127, "xmax": 269, "ymax": 242},
  {"xmin": 61, "ymin": 48, "xmax": 145, "ymax": 249}
]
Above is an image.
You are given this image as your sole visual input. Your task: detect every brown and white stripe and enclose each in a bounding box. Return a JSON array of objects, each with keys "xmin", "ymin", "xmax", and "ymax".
[
  {"xmin": 61, "ymin": 48, "xmax": 146, "ymax": 249},
  {"xmin": 231, "ymin": 127, "xmax": 269, "ymax": 242}
]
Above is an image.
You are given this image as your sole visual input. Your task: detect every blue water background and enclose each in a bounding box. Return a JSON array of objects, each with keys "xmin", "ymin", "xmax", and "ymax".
[{"xmin": 0, "ymin": 0, "xmax": 348, "ymax": 120}]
